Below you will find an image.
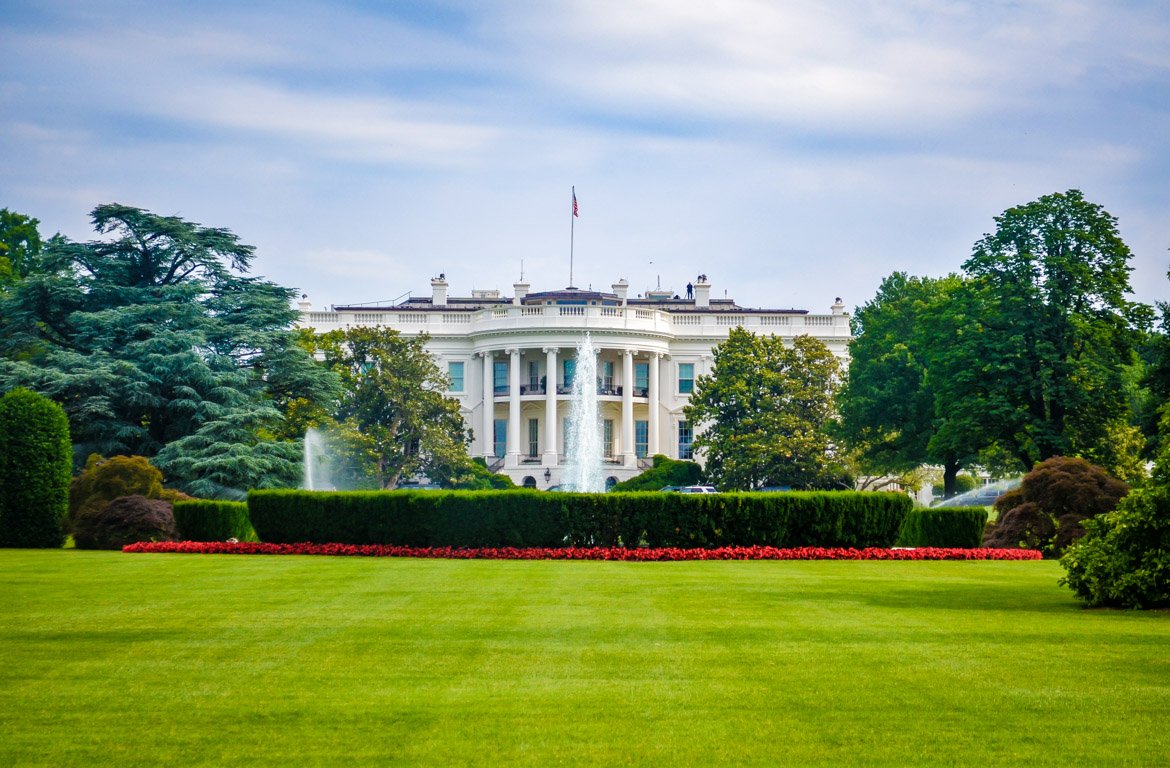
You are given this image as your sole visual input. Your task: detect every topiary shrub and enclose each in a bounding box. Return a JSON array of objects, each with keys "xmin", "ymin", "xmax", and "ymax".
[
  {"xmin": 72, "ymin": 495, "xmax": 179, "ymax": 550},
  {"xmin": 983, "ymin": 457, "xmax": 1128, "ymax": 557},
  {"xmin": 1060, "ymin": 483, "xmax": 1170, "ymax": 608},
  {"xmin": 172, "ymin": 500, "xmax": 255, "ymax": 542},
  {"xmin": 0, "ymin": 388, "xmax": 72, "ymax": 548},
  {"xmin": 898, "ymin": 507, "xmax": 989, "ymax": 548}
]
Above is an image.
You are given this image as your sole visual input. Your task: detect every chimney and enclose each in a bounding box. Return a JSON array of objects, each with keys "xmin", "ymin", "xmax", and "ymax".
[
  {"xmin": 297, "ymin": 294, "xmax": 312, "ymax": 312},
  {"xmin": 513, "ymin": 280, "xmax": 530, "ymax": 305},
  {"xmin": 431, "ymin": 274, "xmax": 449, "ymax": 306},
  {"xmin": 612, "ymin": 278, "xmax": 629, "ymax": 305},
  {"xmin": 831, "ymin": 297, "xmax": 846, "ymax": 315},
  {"xmin": 693, "ymin": 275, "xmax": 711, "ymax": 308}
]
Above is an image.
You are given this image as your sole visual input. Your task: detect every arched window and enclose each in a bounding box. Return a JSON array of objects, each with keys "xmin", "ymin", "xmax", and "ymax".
[
  {"xmin": 606, "ymin": 476, "xmax": 618, "ymax": 490},
  {"xmin": 522, "ymin": 476, "xmax": 537, "ymax": 489}
]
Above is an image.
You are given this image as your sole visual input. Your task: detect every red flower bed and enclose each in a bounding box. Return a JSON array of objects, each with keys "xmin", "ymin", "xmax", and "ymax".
[{"xmin": 122, "ymin": 541, "xmax": 1042, "ymax": 561}]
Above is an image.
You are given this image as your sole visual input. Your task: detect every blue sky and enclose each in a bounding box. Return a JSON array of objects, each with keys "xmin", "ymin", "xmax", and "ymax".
[{"xmin": 2, "ymin": 0, "xmax": 1168, "ymax": 312}]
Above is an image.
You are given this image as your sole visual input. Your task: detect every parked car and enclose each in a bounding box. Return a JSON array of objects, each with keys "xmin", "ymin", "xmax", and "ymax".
[{"xmin": 677, "ymin": 485, "xmax": 719, "ymax": 494}]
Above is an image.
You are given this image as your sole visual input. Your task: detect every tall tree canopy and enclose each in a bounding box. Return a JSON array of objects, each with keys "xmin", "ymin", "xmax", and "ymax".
[
  {"xmin": 308, "ymin": 326, "xmax": 472, "ymax": 490},
  {"xmin": 938, "ymin": 189, "xmax": 1147, "ymax": 476},
  {"xmin": 685, "ymin": 329, "xmax": 845, "ymax": 491},
  {"xmin": 837, "ymin": 272, "xmax": 979, "ymax": 497},
  {"xmin": 0, "ymin": 208, "xmax": 43, "ymax": 285},
  {"xmin": 0, "ymin": 204, "xmax": 337, "ymax": 496}
]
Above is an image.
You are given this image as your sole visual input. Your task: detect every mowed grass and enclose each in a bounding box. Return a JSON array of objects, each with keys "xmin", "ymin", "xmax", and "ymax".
[{"xmin": 1, "ymin": 551, "xmax": 1167, "ymax": 766}]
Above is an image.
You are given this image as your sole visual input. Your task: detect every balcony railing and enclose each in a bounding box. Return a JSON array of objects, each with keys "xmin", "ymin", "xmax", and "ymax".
[
  {"xmin": 301, "ymin": 304, "xmax": 849, "ymax": 339},
  {"xmin": 494, "ymin": 385, "xmax": 652, "ymax": 398}
]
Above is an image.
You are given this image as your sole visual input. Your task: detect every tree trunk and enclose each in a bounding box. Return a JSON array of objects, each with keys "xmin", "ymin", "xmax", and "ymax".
[{"xmin": 942, "ymin": 459, "xmax": 960, "ymax": 499}]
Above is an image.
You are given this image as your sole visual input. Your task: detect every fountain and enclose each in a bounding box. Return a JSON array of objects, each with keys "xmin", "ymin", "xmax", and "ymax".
[
  {"xmin": 302, "ymin": 426, "xmax": 333, "ymax": 491},
  {"xmin": 562, "ymin": 334, "xmax": 606, "ymax": 492}
]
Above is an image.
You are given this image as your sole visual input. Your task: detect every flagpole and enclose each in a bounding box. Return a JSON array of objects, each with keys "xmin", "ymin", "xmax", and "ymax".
[{"xmin": 569, "ymin": 186, "xmax": 575, "ymax": 288}]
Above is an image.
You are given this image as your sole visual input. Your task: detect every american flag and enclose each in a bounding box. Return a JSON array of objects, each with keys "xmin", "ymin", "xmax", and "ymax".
[{"xmin": 572, "ymin": 189, "xmax": 578, "ymax": 217}]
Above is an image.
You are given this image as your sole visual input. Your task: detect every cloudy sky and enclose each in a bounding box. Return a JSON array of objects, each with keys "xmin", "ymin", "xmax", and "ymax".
[{"xmin": 2, "ymin": 0, "xmax": 1168, "ymax": 312}]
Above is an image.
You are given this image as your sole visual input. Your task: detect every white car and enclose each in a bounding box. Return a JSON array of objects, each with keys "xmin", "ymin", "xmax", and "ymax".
[{"xmin": 677, "ymin": 485, "xmax": 719, "ymax": 494}]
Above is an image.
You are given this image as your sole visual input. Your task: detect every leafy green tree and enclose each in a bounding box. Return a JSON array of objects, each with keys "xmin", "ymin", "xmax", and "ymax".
[
  {"xmin": 837, "ymin": 272, "xmax": 979, "ymax": 497},
  {"xmin": 610, "ymin": 454, "xmax": 703, "ymax": 492},
  {"xmin": 0, "ymin": 204, "xmax": 337, "ymax": 496},
  {"xmin": 309, "ymin": 326, "xmax": 472, "ymax": 489},
  {"xmin": 939, "ymin": 190, "xmax": 1147, "ymax": 475},
  {"xmin": 685, "ymin": 329, "xmax": 845, "ymax": 490},
  {"xmin": 0, "ymin": 208, "xmax": 42, "ymax": 284}
]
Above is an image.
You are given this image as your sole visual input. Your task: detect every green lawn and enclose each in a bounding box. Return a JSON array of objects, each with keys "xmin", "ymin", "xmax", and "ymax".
[{"xmin": 1, "ymin": 551, "xmax": 1167, "ymax": 766}]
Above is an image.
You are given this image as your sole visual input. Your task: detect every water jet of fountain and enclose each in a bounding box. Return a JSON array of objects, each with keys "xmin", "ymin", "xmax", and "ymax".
[
  {"xmin": 563, "ymin": 334, "xmax": 606, "ymax": 492},
  {"xmin": 302, "ymin": 427, "xmax": 330, "ymax": 491}
]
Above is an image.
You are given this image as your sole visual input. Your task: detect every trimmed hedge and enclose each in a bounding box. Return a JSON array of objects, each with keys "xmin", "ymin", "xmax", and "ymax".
[
  {"xmin": 247, "ymin": 489, "xmax": 912, "ymax": 549},
  {"xmin": 0, "ymin": 388, "xmax": 72, "ymax": 548},
  {"xmin": 173, "ymin": 500, "xmax": 255, "ymax": 542},
  {"xmin": 897, "ymin": 507, "xmax": 989, "ymax": 549}
]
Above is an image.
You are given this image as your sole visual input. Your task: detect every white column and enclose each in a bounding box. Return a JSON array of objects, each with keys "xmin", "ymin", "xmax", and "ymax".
[
  {"xmin": 543, "ymin": 346, "xmax": 558, "ymax": 467},
  {"xmin": 506, "ymin": 347, "xmax": 521, "ymax": 465},
  {"xmin": 649, "ymin": 353, "xmax": 661, "ymax": 456},
  {"xmin": 621, "ymin": 349, "xmax": 635, "ymax": 467},
  {"xmin": 481, "ymin": 351, "xmax": 494, "ymax": 458}
]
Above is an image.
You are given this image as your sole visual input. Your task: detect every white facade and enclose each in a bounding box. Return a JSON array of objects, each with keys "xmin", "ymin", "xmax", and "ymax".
[{"xmin": 298, "ymin": 276, "xmax": 851, "ymax": 489}]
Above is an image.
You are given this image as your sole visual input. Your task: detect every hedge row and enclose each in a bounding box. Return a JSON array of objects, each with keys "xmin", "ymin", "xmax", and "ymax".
[
  {"xmin": 897, "ymin": 507, "xmax": 989, "ymax": 549},
  {"xmin": 247, "ymin": 489, "xmax": 913, "ymax": 549},
  {"xmin": 173, "ymin": 500, "xmax": 255, "ymax": 542}
]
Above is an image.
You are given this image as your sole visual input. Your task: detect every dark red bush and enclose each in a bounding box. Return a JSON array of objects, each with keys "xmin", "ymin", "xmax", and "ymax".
[
  {"xmin": 73, "ymin": 495, "xmax": 179, "ymax": 550},
  {"xmin": 983, "ymin": 457, "xmax": 1128, "ymax": 556}
]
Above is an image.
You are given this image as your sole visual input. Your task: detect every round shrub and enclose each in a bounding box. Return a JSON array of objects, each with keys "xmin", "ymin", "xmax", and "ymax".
[
  {"xmin": 983, "ymin": 457, "xmax": 1128, "ymax": 557},
  {"xmin": 1060, "ymin": 484, "xmax": 1170, "ymax": 609},
  {"xmin": 69, "ymin": 454, "xmax": 165, "ymax": 522},
  {"xmin": 72, "ymin": 495, "xmax": 179, "ymax": 550},
  {"xmin": 0, "ymin": 388, "xmax": 72, "ymax": 548}
]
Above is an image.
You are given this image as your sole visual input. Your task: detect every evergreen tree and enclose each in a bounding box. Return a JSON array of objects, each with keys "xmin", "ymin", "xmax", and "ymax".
[{"xmin": 0, "ymin": 204, "xmax": 337, "ymax": 495}]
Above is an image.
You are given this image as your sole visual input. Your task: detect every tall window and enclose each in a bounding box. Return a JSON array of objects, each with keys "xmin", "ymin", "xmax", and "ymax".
[
  {"xmin": 528, "ymin": 361, "xmax": 540, "ymax": 391},
  {"xmin": 563, "ymin": 417, "xmax": 571, "ymax": 456},
  {"xmin": 563, "ymin": 359, "xmax": 576, "ymax": 390},
  {"xmin": 528, "ymin": 418, "xmax": 539, "ymax": 457},
  {"xmin": 447, "ymin": 361, "xmax": 464, "ymax": 393},
  {"xmin": 602, "ymin": 361, "xmax": 615, "ymax": 390},
  {"xmin": 494, "ymin": 361, "xmax": 508, "ymax": 395},
  {"xmin": 678, "ymin": 421, "xmax": 693, "ymax": 459},
  {"xmin": 493, "ymin": 419, "xmax": 507, "ymax": 458},
  {"xmin": 635, "ymin": 420, "xmax": 649, "ymax": 458},
  {"xmin": 603, "ymin": 419, "xmax": 614, "ymax": 458},
  {"xmin": 678, "ymin": 363, "xmax": 695, "ymax": 394},
  {"xmin": 635, "ymin": 362, "xmax": 649, "ymax": 395}
]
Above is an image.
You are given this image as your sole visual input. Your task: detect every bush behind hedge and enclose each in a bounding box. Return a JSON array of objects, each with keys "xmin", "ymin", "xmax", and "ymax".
[
  {"xmin": 248, "ymin": 489, "xmax": 912, "ymax": 549},
  {"xmin": 173, "ymin": 500, "xmax": 256, "ymax": 542},
  {"xmin": 897, "ymin": 507, "xmax": 989, "ymax": 548}
]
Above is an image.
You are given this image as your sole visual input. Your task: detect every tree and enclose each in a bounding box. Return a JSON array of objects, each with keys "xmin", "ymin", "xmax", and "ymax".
[
  {"xmin": 0, "ymin": 388, "xmax": 71, "ymax": 547},
  {"xmin": 610, "ymin": 455, "xmax": 704, "ymax": 492},
  {"xmin": 941, "ymin": 190, "xmax": 1146, "ymax": 475},
  {"xmin": 685, "ymin": 329, "xmax": 845, "ymax": 490},
  {"xmin": 0, "ymin": 204, "xmax": 337, "ymax": 495},
  {"xmin": 309, "ymin": 326, "xmax": 472, "ymax": 489},
  {"xmin": 837, "ymin": 272, "xmax": 980, "ymax": 497},
  {"xmin": 0, "ymin": 208, "xmax": 42, "ymax": 284}
]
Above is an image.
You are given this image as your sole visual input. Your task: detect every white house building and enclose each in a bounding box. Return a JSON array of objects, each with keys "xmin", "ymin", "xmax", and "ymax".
[{"xmin": 298, "ymin": 275, "xmax": 851, "ymax": 489}]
